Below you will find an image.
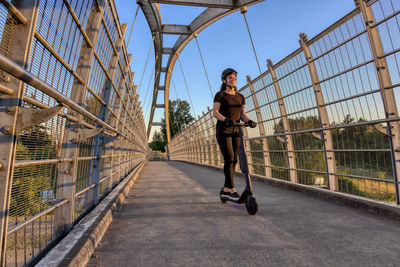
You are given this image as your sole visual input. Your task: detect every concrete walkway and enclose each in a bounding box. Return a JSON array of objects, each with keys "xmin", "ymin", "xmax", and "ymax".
[{"xmin": 87, "ymin": 161, "xmax": 400, "ymax": 267}]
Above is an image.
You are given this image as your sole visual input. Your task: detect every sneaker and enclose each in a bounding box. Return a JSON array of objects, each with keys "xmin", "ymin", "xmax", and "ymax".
[{"xmin": 221, "ymin": 191, "xmax": 240, "ymax": 201}]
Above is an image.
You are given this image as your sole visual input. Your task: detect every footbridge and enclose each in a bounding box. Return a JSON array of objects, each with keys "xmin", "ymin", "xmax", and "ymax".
[{"xmin": 0, "ymin": 0, "xmax": 400, "ymax": 266}]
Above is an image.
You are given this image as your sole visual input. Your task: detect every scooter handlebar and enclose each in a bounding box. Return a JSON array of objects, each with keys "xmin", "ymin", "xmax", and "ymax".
[{"xmin": 232, "ymin": 122, "xmax": 251, "ymax": 127}]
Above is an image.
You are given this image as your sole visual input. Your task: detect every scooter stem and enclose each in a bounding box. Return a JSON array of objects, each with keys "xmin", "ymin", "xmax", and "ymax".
[{"xmin": 238, "ymin": 127, "xmax": 253, "ymax": 194}]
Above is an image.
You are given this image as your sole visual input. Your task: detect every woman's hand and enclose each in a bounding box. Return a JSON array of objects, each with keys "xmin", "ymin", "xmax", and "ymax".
[
  {"xmin": 248, "ymin": 120, "xmax": 257, "ymax": 128},
  {"xmin": 224, "ymin": 118, "xmax": 235, "ymax": 127}
]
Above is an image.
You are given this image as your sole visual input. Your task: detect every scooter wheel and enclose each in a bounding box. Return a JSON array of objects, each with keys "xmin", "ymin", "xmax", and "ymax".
[
  {"xmin": 219, "ymin": 189, "xmax": 227, "ymax": 203},
  {"xmin": 220, "ymin": 196, "xmax": 227, "ymax": 203},
  {"xmin": 246, "ymin": 195, "xmax": 258, "ymax": 215}
]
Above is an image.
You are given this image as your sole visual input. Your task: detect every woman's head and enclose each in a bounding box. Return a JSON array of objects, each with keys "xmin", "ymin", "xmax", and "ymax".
[{"xmin": 220, "ymin": 68, "xmax": 238, "ymax": 92}]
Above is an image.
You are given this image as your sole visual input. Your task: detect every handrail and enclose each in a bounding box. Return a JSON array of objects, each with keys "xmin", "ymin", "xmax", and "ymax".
[
  {"xmin": 0, "ymin": 53, "xmax": 124, "ymax": 138},
  {"xmin": 0, "ymin": 0, "xmax": 27, "ymax": 24},
  {"xmin": 7, "ymin": 199, "xmax": 69, "ymax": 235}
]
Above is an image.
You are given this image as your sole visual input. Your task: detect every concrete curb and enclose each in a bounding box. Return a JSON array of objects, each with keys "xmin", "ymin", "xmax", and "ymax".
[
  {"xmin": 177, "ymin": 160, "xmax": 400, "ymax": 221},
  {"xmin": 37, "ymin": 161, "xmax": 146, "ymax": 267}
]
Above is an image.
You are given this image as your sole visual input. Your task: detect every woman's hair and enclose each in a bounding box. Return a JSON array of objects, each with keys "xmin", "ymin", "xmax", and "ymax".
[{"xmin": 219, "ymin": 68, "xmax": 238, "ymax": 94}]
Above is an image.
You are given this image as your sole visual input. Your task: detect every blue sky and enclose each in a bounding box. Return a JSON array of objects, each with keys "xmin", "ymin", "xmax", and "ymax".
[{"xmin": 115, "ymin": 0, "xmax": 356, "ymax": 138}]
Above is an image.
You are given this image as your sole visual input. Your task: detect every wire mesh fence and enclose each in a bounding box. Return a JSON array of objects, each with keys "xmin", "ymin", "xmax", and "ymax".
[
  {"xmin": 167, "ymin": 0, "xmax": 400, "ymax": 205},
  {"xmin": 0, "ymin": 0, "xmax": 147, "ymax": 266}
]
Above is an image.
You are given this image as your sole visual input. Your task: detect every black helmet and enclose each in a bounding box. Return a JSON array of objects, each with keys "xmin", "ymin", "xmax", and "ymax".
[{"xmin": 221, "ymin": 68, "xmax": 237, "ymax": 81}]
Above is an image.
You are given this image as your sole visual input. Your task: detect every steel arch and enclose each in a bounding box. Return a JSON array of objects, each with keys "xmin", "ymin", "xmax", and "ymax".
[{"xmin": 137, "ymin": 0, "xmax": 265, "ymax": 141}]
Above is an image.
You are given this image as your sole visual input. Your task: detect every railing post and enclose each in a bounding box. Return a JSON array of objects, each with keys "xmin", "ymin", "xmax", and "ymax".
[
  {"xmin": 184, "ymin": 130, "xmax": 190, "ymax": 161},
  {"xmin": 246, "ymin": 76, "xmax": 272, "ymax": 178},
  {"xmin": 56, "ymin": 1, "xmax": 105, "ymax": 234},
  {"xmin": 194, "ymin": 117, "xmax": 201, "ymax": 163},
  {"xmin": 193, "ymin": 125, "xmax": 198, "ymax": 164},
  {"xmin": 106, "ymin": 21, "xmax": 130, "ymax": 187},
  {"xmin": 114, "ymin": 47, "xmax": 130, "ymax": 183},
  {"xmin": 198, "ymin": 115, "xmax": 206, "ymax": 164},
  {"xmin": 357, "ymin": 0, "xmax": 400, "ymax": 203},
  {"xmin": 188, "ymin": 126, "xmax": 193, "ymax": 163},
  {"xmin": 241, "ymin": 124, "xmax": 253, "ymax": 172},
  {"xmin": 202, "ymin": 111, "xmax": 211, "ymax": 165},
  {"xmin": 118, "ymin": 57, "xmax": 133, "ymax": 178},
  {"xmin": 208, "ymin": 107, "xmax": 216, "ymax": 166},
  {"xmin": 299, "ymin": 33, "xmax": 338, "ymax": 191},
  {"xmin": 0, "ymin": 0, "xmax": 39, "ymax": 263},
  {"xmin": 91, "ymin": 40, "xmax": 130, "ymax": 205},
  {"xmin": 266, "ymin": 60, "xmax": 298, "ymax": 183},
  {"xmin": 189, "ymin": 126, "xmax": 193, "ymax": 163}
]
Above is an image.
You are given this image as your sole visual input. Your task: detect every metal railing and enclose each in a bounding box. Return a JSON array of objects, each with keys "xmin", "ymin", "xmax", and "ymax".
[
  {"xmin": 167, "ymin": 0, "xmax": 400, "ymax": 206},
  {"xmin": 0, "ymin": 0, "xmax": 147, "ymax": 266}
]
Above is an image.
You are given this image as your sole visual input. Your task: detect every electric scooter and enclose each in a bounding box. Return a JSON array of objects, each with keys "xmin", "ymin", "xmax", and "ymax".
[{"xmin": 219, "ymin": 122, "xmax": 258, "ymax": 215}]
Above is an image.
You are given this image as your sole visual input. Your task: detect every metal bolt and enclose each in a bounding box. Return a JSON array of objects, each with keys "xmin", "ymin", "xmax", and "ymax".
[
  {"xmin": 0, "ymin": 162, "xmax": 3, "ymax": 170},
  {"xmin": 6, "ymin": 106, "xmax": 16, "ymax": 114},
  {"xmin": 3, "ymin": 126, "xmax": 12, "ymax": 135}
]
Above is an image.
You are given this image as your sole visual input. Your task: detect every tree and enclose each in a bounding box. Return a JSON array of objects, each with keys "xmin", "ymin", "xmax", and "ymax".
[
  {"xmin": 148, "ymin": 99, "xmax": 194, "ymax": 152},
  {"xmin": 161, "ymin": 99, "xmax": 194, "ymax": 139},
  {"xmin": 149, "ymin": 131, "xmax": 166, "ymax": 152}
]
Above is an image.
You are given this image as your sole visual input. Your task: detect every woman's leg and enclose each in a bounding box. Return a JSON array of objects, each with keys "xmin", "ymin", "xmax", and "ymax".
[
  {"xmin": 230, "ymin": 134, "xmax": 241, "ymax": 181},
  {"xmin": 217, "ymin": 135, "xmax": 236, "ymax": 190}
]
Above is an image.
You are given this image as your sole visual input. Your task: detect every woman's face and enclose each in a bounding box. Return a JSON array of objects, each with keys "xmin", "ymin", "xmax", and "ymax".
[{"xmin": 225, "ymin": 73, "xmax": 237, "ymax": 88}]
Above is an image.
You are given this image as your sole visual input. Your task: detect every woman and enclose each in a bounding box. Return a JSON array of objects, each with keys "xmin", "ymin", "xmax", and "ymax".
[{"xmin": 213, "ymin": 68, "xmax": 257, "ymax": 201}]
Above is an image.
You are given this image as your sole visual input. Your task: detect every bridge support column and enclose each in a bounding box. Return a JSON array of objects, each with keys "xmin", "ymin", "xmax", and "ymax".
[
  {"xmin": 106, "ymin": 23, "xmax": 131, "ymax": 187},
  {"xmin": 0, "ymin": 0, "xmax": 39, "ymax": 263},
  {"xmin": 299, "ymin": 33, "xmax": 338, "ymax": 191},
  {"xmin": 357, "ymin": 0, "xmax": 400, "ymax": 203},
  {"xmin": 92, "ymin": 23, "xmax": 129, "ymax": 205},
  {"xmin": 56, "ymin": 1, "xmax": 105, "ymax": 234},
  {"xmin": 119, "ymin": 56, "xmax": 135, "ymax": 178},
  {"xmin": 246, "ymin": 76, "xmax": 272, "ymax": 178},
  {"xmin": 267, "ymin": 60, "xmax": 298, "ymax": 183}
]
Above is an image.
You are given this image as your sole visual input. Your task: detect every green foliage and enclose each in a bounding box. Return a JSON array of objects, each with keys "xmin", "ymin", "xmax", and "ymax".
[
  {"xmin": 249, "ymin": 140, "xmax": 265, "ymax": 175},
  {"xmin": 9, "ymin": 172, "xmax": 53, "ymax": 217},
  {"xmin": 274, "ymin": 115, "xmax": 320, "ymax": 133},
  {"xmin": 17, "ymin": 125, "xmax": 58, "ymax": 160},
  {"xmin": 11, "ymin": 126, "xmax": 58, "ymax": 217},
  {"xmin": 7, "ymin": 231, "xmax": 53, "ymax": 250},
  {"xmin": 161, "ymin": 99, "xmax": 194, "ymax": 138},
  {"xmin": 268, "ymin": 115, "xmax": 393, "ymax": 194},
  {"xmin": 149, "ymin": 99, "xmax": 194, "ymax": 152},
  {"xmin": 149, "ymin": 131, "xmax": 166, "ymax": 152},
  {"xmin": 338, "ymin": 176, "xmax": 396, "ymax": 203},
  {"xmin": 332, "ymin": 115, "xmax": 390, "ymax": 172}
]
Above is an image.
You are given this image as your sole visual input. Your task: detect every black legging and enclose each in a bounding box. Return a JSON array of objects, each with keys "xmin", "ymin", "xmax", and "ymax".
[{"xmin": 216, "ymin": 126, "xmax": 240, "ymax": 189}]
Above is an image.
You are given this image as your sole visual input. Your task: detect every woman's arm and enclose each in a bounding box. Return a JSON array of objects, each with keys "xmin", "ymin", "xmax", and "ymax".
[
  {"xmin": 213, "ymin": 102, "xmax": 226, "ymax": 121},
  {"xmin": 240, "ymin": 107, "xmax": 251, "ymax": 122}
]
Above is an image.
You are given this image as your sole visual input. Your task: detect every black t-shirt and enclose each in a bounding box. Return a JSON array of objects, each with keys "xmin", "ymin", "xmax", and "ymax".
[{"xmin": 214, "ymin": 91, "xmax": 245, "ymax": 125}]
